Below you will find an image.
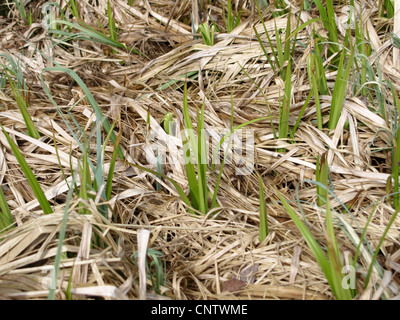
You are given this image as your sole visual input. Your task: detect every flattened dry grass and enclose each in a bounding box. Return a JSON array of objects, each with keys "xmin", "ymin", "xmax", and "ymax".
[{"xmin": 0, "ymin": 0, "xmax": 399, "ymax": 300}]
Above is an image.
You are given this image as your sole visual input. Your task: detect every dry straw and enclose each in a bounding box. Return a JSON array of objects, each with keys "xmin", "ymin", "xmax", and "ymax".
[{"xmin": 0, "ymin": 0, "xmax": 399, "ymax": 300}]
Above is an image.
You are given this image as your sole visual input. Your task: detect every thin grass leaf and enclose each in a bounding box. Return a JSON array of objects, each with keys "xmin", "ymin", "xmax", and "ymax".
[
  {"xmin": 14, "ymin": 0, "xmax": 26, "ymax": 21},
  {"xmin": 48, "ymin": 19, "xmax": 142, "ymax": 56},
  {"xmin": 253, "ymin": 25, "xmax": 277, "ymax": 76},
  {"xmin": 255, "ymin": 1, "xmax": 279, "ymax": 75},
  {"xmin": 6, "ymin": 73, "xmax": 40, "ymax": 139},
  {"xmin": 78, "ymin": 146, "xmax": 91, "ymax": 215},
  {"xmin": 198, "ymin": 22, "xmax": 215, "ymax": 46},
  {"xmin": 291, "ymin": 91, "xmax": 312, "ymax": 138},
  {"xmin": 196, "ymin": 101, "xmax": 208, "ymax": 214},
  {"xmin": 224, "ymin": 0, "xmax": 241, "ymax": 33},
  {"xmin": 365, "ymin": 208, "xmax": 399, "ymax": 289},
  {"xmin": 0, "ymin": 124, "xmax": 53, "ymax": 214},
  {"xmin": 277, "ymin": 189, "xmax": 354, "ymax": 299},
  {"xmin": 0, "ymin": 185, "xmax": 14, "ymax": 232},
  {"xmin": 237, "ymin": 62, "xmax": 277, "ymax": 139},
  {"xmin": 313, "ymin": 34, "xmax": 329, "ymax": 95},
  {"xmin": 313, "ymin": 0, "xmax": 339, "ymax": 53},
  {"xmin": 283, "ymin": 10, "xmax": 292, "ymax": 68},
  {"xmin": 386, "ymin": 81, "xmax": 400, "ymax": 209},
  {"xmin": 127, "ymin": 162, "xmax": 193, "ymax": 213},
  {"xmin": 351, "ymin": 0, "xmax": 369, "ymax": 97},
  {"xmin": 182, "ymin": 82, "xmax": 200, "ymax": 209},
  {"xmin": 41, "ymin": 66, "xmax": 124, "ymax": 160},
  {"xmin": 50, "ymin": 123, "xmax": 71, "ymax": 191},
  {"xmin": 278, "ymin": 58, "xmax": 292, "ymax": 152},
  {"xmin": 324, "ymin": 196, "xmax": 355, "ymax": 299},
  {"xmin": 259, "ymin": 175, "xmax": 269, "ymax": 242},
  {"xmin": 328, "ymin": 33, "xmax": 355, "ymax": 129},
  {"xmin": 68, "ymin": 0, "xmax": 80, "ymax": 19},
  {"xmin": 308, "ymin": 53, "xmax": 323, "ymax": 129},
  {"xmin": 316, "ymin": 154, "xmax": 328, "ymax": 206},
  {"xmin": 352, "ymin": 203, "xmax": 378, "ymax": 271},
  {"xmin": 107, "ymin": 0, "xmax": 118, "ymax": 42},
  {"xmin": 276, "ymin": 189, "xmax": 333, "ymax": 285}
]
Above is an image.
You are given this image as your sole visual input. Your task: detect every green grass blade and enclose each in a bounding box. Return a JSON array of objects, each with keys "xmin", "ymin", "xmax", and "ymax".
[
  {"xmin": 0, "ymin": 184, "xmax": 14, "ymax": 232},
  {"xmin": 127, "ymin": 162, "xmax": 193, "ymax": 213},
  {"xmin": 258, "ymin": 175, "xmax": 269, "ymax": 242},
  {"xmin": 325, "ymin": 196, "xmax": 355, "ymax": 299},
  {"xmin": 255, "ymin": 1, "xmax": 279, "ymax": 74},
  {"xmin": 0, "ymin": 125, "xmax": 53, "ymax": 214},
  {"xmin": 253, "ymin": 25, "xmax": 277, "ymax": 76},
  {"xmin": 316, "ymin": 154, "xmax": 328, "ymax": 206},
  {"xmin": 389, "ymin": 83, "xmax": 400, "ymax": 209},
  {"xmin": 313, "ymin": 34, "xmax": 329, "ymax": 95},
  {"xmin": 198, "ymin": 22, "xmax": 215, "ymax": 46},
  {"xmin": 365, "ymin": 208, "xmax": 399, "ymax": 289},
  {"xmin": 291, "ymin": 91, "xmax": 312, "ymax": 138},
  {"xmin": 197, "ymin": 101, "xmax": 208, "ymax": 214},
  {"xmin": 107, "ymin": 1, "xmax": 118, "ymax": 42},
  {"xmin": 308, "ymin": 53, "xmax": 323, "ymax": 129},
  {"xmin": 182, "ymin": 133, "xmax": 200, "ymax": 210},
  {"xmin": 48, "ymin": 19, "xmax": 142, "ymax": 56},
  {"xmin": 237, "ymin": 62, "xmax": 277, "ymax": 139},
  {"xmin": 7, "ymin": 74, "xmax": 40, "ymax": 139},
  {"xmin": 352, "ymin": 203, "xmax": 378, "ymax": 271},
  {"xmin": 68, "ymin": 0, "xmax": 80, "ymax": 19},
  {"xmin": 105, "ymin": 122, "xmax": 120, "ymax": 200},
  {"xmin": 313, "ymin": 0, "xmax": 339, "ymax": 53},
  {"xmin": 42, "ymin": 66, "xmax": 124, "ymax": 160},
  {"xmin": 283, "ymin": 10, "xmax": 292, "ymax": 66},
  {"xmin": 278, "ymin": 58, "xmax": 292, "ymax": 151},
  {"xmin": 78, "ymin": 145, "xmax": 91, "ymax": 215},
  {"xmin": 328, "ymin": 34, "xmax": 355, "ymax": 129},
  {"xmin": 276, "ymin": 189, "xmax": 332, "ymax": 285},
  {"xmin": 14, "ymin": 0, "xmax": 26, "ymax": 20},
  {"xmin": 48, "ymin": 183, "xmax": 74, "ymax": 300},
  {"xmin": 182, "ymin": 82, "xmax": 200, "ymax": 208},
  {"xmin": 277, "ymin": 189, "xmax": 354, "ymax": 299},
  {"xmin": 274, "ymin": 19, "xmax": 285, "ymax": 72}
]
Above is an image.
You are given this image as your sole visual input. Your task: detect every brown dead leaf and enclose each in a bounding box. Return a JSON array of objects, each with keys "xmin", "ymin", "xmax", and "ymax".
[{"xmin": 222, "ymin": 278, "xmax": 246, "ymax": 294}]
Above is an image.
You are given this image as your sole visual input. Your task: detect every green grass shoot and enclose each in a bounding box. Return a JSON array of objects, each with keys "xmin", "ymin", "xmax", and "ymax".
[
  {"xmin": 107, "ymin": 1, "xmax": 118, "ymax": 48},
  {"xmin": 182, "ymin": 82, "xmax": 209, "ymax": 213},
  {"xmin": 104, "ymin": 120, "xmax": 121, "ymax": 201},
  {"xmin": 131, "ymin": 248, "xmax": 166, "ymax": 295},
  {"xmin": 328, "ymin": 31, "xmax": 355, "ymax": 130},
  {"xmin": 316, "ymin": 153, "xmax": 329, "ymax": 206},
  {"xmin": 277, "ymin": 189, "xmax": 356, "ymax": 300},
  {"xmin": 223, "ymin": 0, "xmax": 241, "ymax": 33},
  {"xmin": 313, "ymin": 0, "xmax": 339, "ymax": 54},
  {"xmin": 48, "ymin": 19, "xmax": 142, "ymax": 56},
  {"xmin": 198, "ymin": 22, "xmax": 215, "ymax": 46},
  {"xmin": 67, "ymin": 0, "xmax": 80, "ymax": 19},
  {"xmin": 307, "ymin": 49, "xmax": 323, "ymax": 129},
  {"xmin": 6, "ymin": 73, "xmax": 41, "ymax": 139}
]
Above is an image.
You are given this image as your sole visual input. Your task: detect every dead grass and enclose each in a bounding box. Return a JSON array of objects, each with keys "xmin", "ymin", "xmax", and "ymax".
[{"xmin": 0, "ymin": 0, "xmax": 399, "ymax": 300}]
